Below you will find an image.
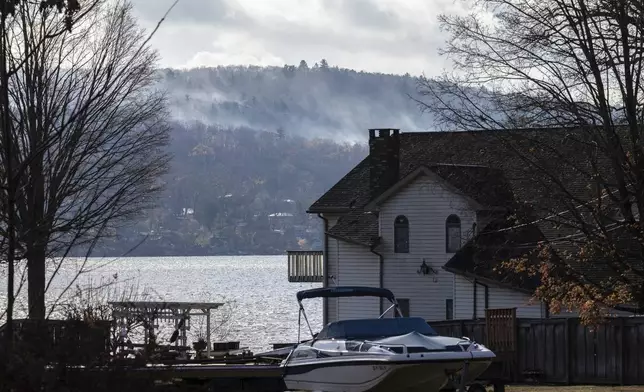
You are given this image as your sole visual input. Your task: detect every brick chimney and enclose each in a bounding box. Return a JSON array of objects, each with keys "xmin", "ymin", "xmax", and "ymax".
[{"xmin": 369, "ymin": 128, "xmax": 400, "ymax": 200}]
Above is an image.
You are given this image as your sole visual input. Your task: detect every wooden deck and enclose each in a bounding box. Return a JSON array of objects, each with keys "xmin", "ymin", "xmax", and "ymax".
[
  {"xmin": 46, "ymin": 363, "xmax": 288, "ymax": 392},
  {"xmin": 109, "ymin": 363, "xmax": 285, "ymax": 380},
  {"xmin": 287, "ymin": 250, "xmax": 323, "ymax": 282}
]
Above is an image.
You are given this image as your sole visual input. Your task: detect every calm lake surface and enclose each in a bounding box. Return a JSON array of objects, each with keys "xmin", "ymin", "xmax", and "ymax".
[{"xmin": 0, "ymin": 256, "xmax": 323, "ymax": 353}]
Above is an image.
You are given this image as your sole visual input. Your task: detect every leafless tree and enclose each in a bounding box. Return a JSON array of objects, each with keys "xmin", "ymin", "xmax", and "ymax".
[
  {"xmin": 191, "ymin": 298, "xmax": 237, "ymax": 342},
  {"xmin": 56, "ymin": 274, "xmax": 153, "ymax": 355},
  {"xmin": 0, "ymin": 0, "xmax": 85, "ymax": 371},
  {"xmin": 416, "ymin": 0, "xmax": 644, "ymax": 322},
  {"xmin": 0, "ymin": 0, "xmax": 173, "ymax": 327}
]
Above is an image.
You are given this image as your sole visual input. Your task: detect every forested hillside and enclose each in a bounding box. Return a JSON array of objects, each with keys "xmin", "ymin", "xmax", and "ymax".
[
  {"xmin": 95, "ymin": 63, "xmax": 429, "ymax": 256},
  {"xmin": 160, "ymin": 60, "xmax": 433, "ymax": 141}
]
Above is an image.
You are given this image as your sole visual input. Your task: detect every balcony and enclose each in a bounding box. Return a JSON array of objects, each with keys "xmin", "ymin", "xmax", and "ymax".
[{"xmin": 287, "ymin": 250, "xmax": 324, "ymax": 283}]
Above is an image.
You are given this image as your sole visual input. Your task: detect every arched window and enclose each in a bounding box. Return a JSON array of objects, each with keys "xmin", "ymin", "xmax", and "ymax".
[
  {"xmin": 394, "ymin": 215, "xmax": 409, "ymax": 253},
  {"xmin": 446, "ymin": 215, "xmax": 461, "ymax": 253}
]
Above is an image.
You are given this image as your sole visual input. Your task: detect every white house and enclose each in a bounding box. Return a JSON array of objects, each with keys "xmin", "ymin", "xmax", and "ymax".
[{"xmin": 302, "ymin": 128, "xmax": 635, "ymax": 325}]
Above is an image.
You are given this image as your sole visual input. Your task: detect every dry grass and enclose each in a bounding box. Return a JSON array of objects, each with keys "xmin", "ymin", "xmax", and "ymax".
[{"xmin": 500, "ymin": 386, "xmax": 644, "ymax": 392}]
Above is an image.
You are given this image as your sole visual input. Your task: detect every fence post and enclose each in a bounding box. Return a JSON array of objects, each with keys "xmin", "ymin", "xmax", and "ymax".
[
  {"xmin": 620, "ymin": 317, "xmax": 626, "ymax": 385},
  {"xmin": 565, "ymin": 318, "xmax": 572, "ymax": 385}
]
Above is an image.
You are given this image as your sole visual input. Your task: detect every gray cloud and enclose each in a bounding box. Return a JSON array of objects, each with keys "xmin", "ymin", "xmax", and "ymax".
[
  {"xmin": 130, "ymin": 0, "xmax": 248, "ymax": 25},
  {"xmin": 130, "ymin": 0, "xmax": 470, "ymax": 76},
  {"xmin": 326, "ymin": 0, "xmax": 400, "ymax": 29}
]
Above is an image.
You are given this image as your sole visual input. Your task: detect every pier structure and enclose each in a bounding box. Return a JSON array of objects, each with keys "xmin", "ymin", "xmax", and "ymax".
[{"xmin": 109, "ymin": 300, "xmax": 224, "ymax": 358}]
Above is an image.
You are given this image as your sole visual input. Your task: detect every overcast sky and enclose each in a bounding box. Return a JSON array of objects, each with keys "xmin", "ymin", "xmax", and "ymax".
[{"xmin": 130, "ymin": 0, "xmax": 472, "ymax": 76}]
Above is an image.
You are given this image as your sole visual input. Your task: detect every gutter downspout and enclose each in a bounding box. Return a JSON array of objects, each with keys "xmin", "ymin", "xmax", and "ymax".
[
  {"xmin": 317, "ymin": 213, "xmax": 329, "ymax": 325},
  {"xmin": 544, "ymin": 301, "xmax": 550, "ymax": 319},
  {"xmin": 370, "ymin": 244, "xmax": 384, "ymax": 315},
  {"xmin": 473, "ymin": 279, "xmax": 477, "ymax": 320}
]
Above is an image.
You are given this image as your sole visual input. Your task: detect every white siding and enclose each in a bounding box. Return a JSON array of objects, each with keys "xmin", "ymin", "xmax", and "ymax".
[
  {"xmin": 336, "ymin": 241, "xmax": 380, "ymax": 320},
  {"xmin": 325, "ymin": 235, "xmax": 380, "ymax": 323},
  {"xmin": 475, "ymin": 282, "xmax": 486, "ymax": 319},
  {"xmin": 455, "ymin": 275, "xmax": 639, "ymax": 320},
  {"xmin": 453, "ymin": 275, "xmax": 485, "ymax": 319},
  {"xmin": 487, "ymin": 285, "xmax": 545, "ymax": 318},
  {"xmin": 326, "ymin": 236, "xmax": 339, "ymax": 323},
  {"xmin": 322, "ymin": 214, "xmax": 341, "ymax": 323},
  {"xmin": 322, "ymin": 172, "xmax": 637, "ymax": 324},
  {"xmin": 453, "ymin": 274, "xmax": 471, "ymax": 319},
  {"xmin": 323, "ymin": 214, "xmax": 342, "ymax": 324},
  {"xmin": 480, "ymin": 285, "xmax": 633, "ymax": 319},
  {"xmin": 325, "ymin": 215, "xmax": 341, "ymax": 229},
  {"xmin": 378, "ymin": 174, "xmax": 477, "ymax": 321},
  {"xmin": 321, "ymin": 173, "xmax": 637, "ymax": 324},
  {"xmin": 454, "ymin": 275, "xmax": 546, "ymax": 319}
]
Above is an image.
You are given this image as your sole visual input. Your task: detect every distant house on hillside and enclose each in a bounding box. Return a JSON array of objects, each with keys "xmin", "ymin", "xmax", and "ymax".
[
  {"xmin": 293, "ymin": 128, "xmax": 636, "ymax": 325},
  {"xmin": 178, "ymin": 207, "xmax": 195, "ymax": 219},
  {"xmin": 268, "ymin": 212, "xmax": 295, "ymax": 232}
]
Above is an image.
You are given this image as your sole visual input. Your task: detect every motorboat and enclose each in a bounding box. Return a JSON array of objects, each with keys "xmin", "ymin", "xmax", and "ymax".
[{"xmin": 281, "ymin": 286, "xmax": 496, "ymax": 392}]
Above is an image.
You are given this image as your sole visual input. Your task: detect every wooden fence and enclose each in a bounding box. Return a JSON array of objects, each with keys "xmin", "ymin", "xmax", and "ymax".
[
  {"xmin": 0, "ymin": 319, "xmax": 111, "ymax": 365},
  {"xmin": 430, "ymin": 316, "xmax": 644, "ymax": 385}
]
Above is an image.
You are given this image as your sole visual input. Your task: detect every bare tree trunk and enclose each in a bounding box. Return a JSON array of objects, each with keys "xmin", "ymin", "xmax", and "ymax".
[
  {"xmin": 26, "ymin": 250, "xmax": 46, "ymax": 320},
  {"xmin": 23, "ymin": 8, "xmax": 47, "ymax": 320},
  {"xmin": 4, "ymin": 0, "xmax": 173, "ymax": 321},
  {"xmin": 0, "ymin": 8, "xmax": 16, "ymax": 356},
  {"xmin": 24, "ymin": 21, "xmax": 46, "ymax": 320}
]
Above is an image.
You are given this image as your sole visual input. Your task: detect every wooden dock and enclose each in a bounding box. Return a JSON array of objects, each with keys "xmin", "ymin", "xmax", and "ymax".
[
  {"xmin": 121, "ymin": 363, "xmax": 284, "ymax": 379},
  {"xmin": 47, "ymin": 362, "xmax": 288, "ymax": 392},
  {"xmin": 2, "ymin": 317, "xmax": 290, "ymax": 392}
]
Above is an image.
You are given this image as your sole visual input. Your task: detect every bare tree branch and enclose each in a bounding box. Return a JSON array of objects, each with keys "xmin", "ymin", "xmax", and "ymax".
[
  {"xmin": 418, "ymin": 0, "xmax": 644, "ymax": 323},
  {"xmin": 0, "ymin": 0, "xmax": 172, "ymax": 321}
]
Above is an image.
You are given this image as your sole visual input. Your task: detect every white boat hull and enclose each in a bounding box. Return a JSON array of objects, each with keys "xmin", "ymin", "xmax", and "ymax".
[{"xmin": 284, "ymin": 354, "xmax": 493, "ymax": 392}]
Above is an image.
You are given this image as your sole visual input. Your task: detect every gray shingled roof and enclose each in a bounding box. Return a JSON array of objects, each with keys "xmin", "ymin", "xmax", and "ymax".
[
  {"xmin": 312, "ymin": 128, "xmax": 598, "ymax": 247},
  {"xmin": 312, "ymin": 128, "xmax": 630, "ymax": 294},
  {"xmin": 309, "ymin": 128, "xmax": 598, "ymax": 214},
  {"xmin": 426, "ymin": 164, "xmax": 514, "ymax": 208},
  {"xmin": 326, "ymin": 164, "xmax": 515, "ymax": 247},
  {"xmin": 327, "ymin": 210, "xmax": 379, "ymax": 247},
  {"xmin": 307, "ymin": 157, "xmax": 371, "ymax": 213},
  {"xmin": 443, "ymin": 214, "xmax": 547, "ymax": 293}
]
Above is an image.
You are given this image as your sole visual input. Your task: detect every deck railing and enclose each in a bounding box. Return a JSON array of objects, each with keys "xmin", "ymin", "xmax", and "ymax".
[{"xmin": 287, "ymin": 250, "xmax": 323, "ymax": 282}]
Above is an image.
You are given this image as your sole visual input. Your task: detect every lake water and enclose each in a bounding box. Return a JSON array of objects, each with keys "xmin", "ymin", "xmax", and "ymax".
[{"xmin": 0, "ymin": 256, "xmax": 323, "ymax": 353}]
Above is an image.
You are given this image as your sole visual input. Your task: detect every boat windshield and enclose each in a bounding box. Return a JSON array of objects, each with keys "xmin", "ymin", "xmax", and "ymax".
[{"xmin": 316, "ymin": 317, "xmax": 439, "ymax": 340}]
